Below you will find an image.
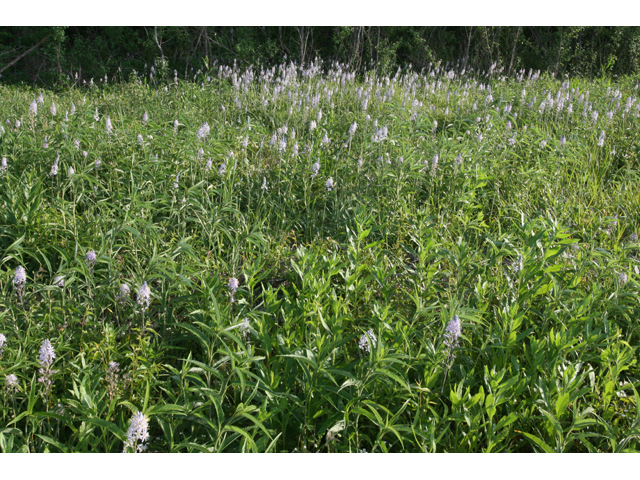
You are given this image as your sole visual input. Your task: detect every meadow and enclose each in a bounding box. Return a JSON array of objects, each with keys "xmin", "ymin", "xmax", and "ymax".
[{"xmin": 1, "ymin": 60, "xmax": 640, "ymax": 452}]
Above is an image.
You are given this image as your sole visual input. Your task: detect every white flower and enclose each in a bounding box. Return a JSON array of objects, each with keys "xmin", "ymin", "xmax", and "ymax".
[
  {"xmin": 359, "ymin": 329, "xmax": 377, "ymax": 353},
  {"xmin": 123, "ymin": 411, "xmax": 150, "ymax": 453},
  {"xmin": 137, "ymin": 282, "xmax": 151, "ymax": 312},
  {"xmin": 39, "ymin": 339, "xmax": 56, "ymax": 368},
  {"xmin": 325, "ymin": 177, "xmax": 334, "ymax": 191}
]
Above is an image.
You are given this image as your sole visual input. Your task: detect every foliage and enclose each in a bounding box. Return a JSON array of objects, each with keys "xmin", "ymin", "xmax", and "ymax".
[{"xmin": 1, "ymin": 59, "xmax": 640, "ymax": 452}]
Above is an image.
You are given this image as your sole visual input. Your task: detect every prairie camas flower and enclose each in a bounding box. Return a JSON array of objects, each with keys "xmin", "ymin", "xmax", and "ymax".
[
  {"xmin": 38, "ymin": 339, "xmax": 56, "ymax": 394},
  {"xmin": 142, "ymin": 111, "xmax": 148, "ymax": 124},
  {"xmin": 106, "ymin": 116, "xmax": 113, "ymax": 134},
  {"xmin": 0, "ymin": 333, "xmax": 5, "ymax": 358},
  {"xmin": 137, "ymin": 282, "xmax": 151, "ymax": 313},
  {"xmin": 311, "ymin": 161, "xmax": 320, "ymax": 179},
  {"xmin": 95, "ymin": 159, "xmax": 101, "ymax": 170},
  {"xmin": 50, "ymin": 156, "xmax": 59, "ymax": 176},
  {"xmin": 228, "ymin": 277, "xmax": 239, "ymax": 303},
  {"xmin": 325, "ymin": 177, "xmax": 334, "ymax": 191},
  {"xmin": 68, "ymin": 166, "xmax": 74, "ymax": 176},
  {"xmin": 197, "ymin": 122, "xmax": 210, "ymax": 141},
  {"xmin": 358, "ymin": 329, "xmax": 377, "ymax": 354},
  {"xmin": 442, "ymin": 315, "xmax": 462, "ymax": 369},
  {"xmin": 14, "ymin": 266, "xmax": 26, "ymax": 299},
  {"xmin": 39, "ymin": 339, "xmax": 55, "ymax": 367},
  {"xmin": 597, "ymin": 130, "xmax": 605, "ymax": 147},
  {"xmin": 29, "ymin": 100, "xmax": 37, "ymax": 116},
  {"xmin": 261, "ymin": 177, "xmax": 268, "ymax": 191},
  {"xmin": 123, "ymin": 412, "xmax": 150, "ymax": 453},
  {"xmin": 348, "ymin": 121, "xmax": 357, "ymax": 137},
  {"xmin": 619, "ymin": 272, "xmax": 628, "ymax": 285},
  {"xmin": 50, "ymin": 102, "xmax": 56, "ymax": 116},
  {"xmin": 53, "ymin": 275, "xmax": 64, "ymax": 288},
  {"xmin": 0, "ymin": 157, "xmax": 7, "ymax": 175},
  {"xmin": 431, "ymin": 154, "xmax": 439, "ymax": 177},
  {"xmin": 5, "ymin": 373, "xmax": 19, "ymax": 393},
  {"xmin": 85, "ymin": 250, "xmax": 97, "ymax": 273},
  {"xmin": 117, "ymin": 283, "xmax": 130, "ymax": 303}
]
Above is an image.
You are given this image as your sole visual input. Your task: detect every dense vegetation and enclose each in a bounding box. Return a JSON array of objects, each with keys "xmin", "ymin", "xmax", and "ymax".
[
  {"xmin": 1, "ymin": 59, "xmax": 640, "ymax": 452},
  {"xmin": 3, "ymin": 26, "xmax": 640, "ymax": 86}
]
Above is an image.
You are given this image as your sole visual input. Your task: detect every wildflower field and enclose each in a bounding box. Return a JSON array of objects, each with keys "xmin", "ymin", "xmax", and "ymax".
[{"xmin": 1, "ymin": 61, "xmax": 640, "ymax": 453}]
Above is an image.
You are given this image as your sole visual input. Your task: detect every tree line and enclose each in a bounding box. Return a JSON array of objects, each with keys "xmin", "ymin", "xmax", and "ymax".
[{"xmin": 1, "ymin": 26, "xmax": 640, "ymax": 85}]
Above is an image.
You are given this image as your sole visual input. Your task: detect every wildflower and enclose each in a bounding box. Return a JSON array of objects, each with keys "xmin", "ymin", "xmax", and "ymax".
[
  {"xmin": 39, "ymin": 339, "xmax": 55, "ymax": 367},
  {"xmin": 630, "ymin": 233, "xmax": 638, "ymax": 242},
  {"xmin": 0, "ymin": 333, "xmax": 5, "ymax": 358},
  {"xmin": 539, "ymin": 140, "xmax": 547, "ymax": 149},
  {"xmin": 242, "ymin": 136, "xmax": 249, "ymax": 149},
  {"xmin": 560, "ymin": 135, "xmax": 566, "ymax": 146},
  {"xmin": 228, "ymin": 277, "xmax": 239, "ymax": 302},
  {"xmin": 95, "ymin": 159, "xmax": 101, "ymax": 170},
  {"xmin": 317, "ymin": 110, "xmax": 323, "ymax": 123},
  {"xmin": 142, "ymin": 111, "xmax": 148, "ymax": 124},
  {"xmin": 5, "ymin": 374, "xmax": 18, "ymax": 393},
  {"xmin": 358, "ymin": 329, "xmax": 377, "ymax": 354},
  {"xmin": 37, "ymin": 93, "xmax": 44, "ymax": 104},
  {"xmin": 173, "ymin": 173, "xmax": 180, "ymax": 189},
  {"xmin": 14, "ymin": 266, "xmax": 26, "ymax": 298},
  {"xmin": 455, "ymin": 154, "xmax": 463, "ymax": 167},
  {"xmin": 321, "ymin": 133, "xmax": 329, "ymax": 145},
  {"xmin": 117, "ymin": 283, "xmax": 130, "ymax": 303},
  {"xmin": 597, "ymin": 131, "xmax": 605, "ymax": 147},
  {"xmin": 38, "ymin": 339, "xmax": 56, "ymax": 394},
  {"xmin": 15, "ymin": 119, "xmax": 21, "ymax": 129},
  {"xmin": 197, "ymin": 122, "xmax": 210, "ymax": 142},
  {"xmin": 348, "ymin": 121, "xmax": 357, "ymax": 137},
  {"xmin": 0, "ymin": 157, "xmax": 7, "ymax": 175},
  {"xmin": 205, "ymin": 158, "xmax": 212, "ymax": 172},
  {"xmin": 106, "ymin": 116, "xmax": 113, "ymax": 134},
  {"xmin": 29, "ymin": 100, "xmax": 37, "ymax": 116},
  {"xmin": 619, "ymin": 272, "xmax": 628, "ymax": 285},
  {"xmin": 173, "ymin": 120, "xmax": 179, "ymax": 133},
  {"xmin": 82, "ymin": 151, "xmax": 88, "ymax": 158},
  {"xmin": 427, "ymin": 155, "xmax": 438, "ymax": 178},
  {"xmin": 309, "ymin": 120, "xmax": 316, "ymax": 132},
  {"xmin": 477, "ymin": 132, "xmax": 483, "ymax": 142},
  {"xmin": 261, "ymin": 177, "xmax": 268, "ymax": 191},
  {"xmin": 218, "ymin": 162, "xmax": 226, "ymax": 176},
  {"xmin": 85, "ymin": 250, "xmax": 97, "ymax": 272},
  {"xmin": 50, "ymin": 156, "xmax": 59, "ymax": 177},
  {"xmin": 53, "ymin": 276, "xmax": 64, "ymax": 288},
  {"xmin": 42, "ymin": 136, "xmax": 48, "ymax": 148},
  {"xmin": 197, "ymin": 148, "xmax": 204, "ymax": 160},
  {"xmin": 137, "ymin": 282, "xmax": 151, "ymax": 313},
  {"xmin": 311, "ymin": 161, "xmax": 320, "ymax": 179},
  {"xmin": 94, "ymin": 109, "xmax": 100, "ymax": 122},
  {"xmin": 325, "ymin": 177, "xmax": 334, "ymax": 191},
  {"xmin": 74, "ymin": 139, "xmax": 80, "ymax": 149},
  {"xmin": 106, "ymin": 361, "xmax": 120, "ymax": 400},
  {"xmin": 137, "ymin": 134, "xmax": 144, "ymax": 145},
  {"xmin": 68, "ymin": 166, "xmax": 75, "ymax": 176},
  {"xmin": 442, "ymin": 315, "xmax": 462, "ymax": 368},
  {"xmin": 123, "ymin": 412, "xmax": 150, "ymax": 453}
]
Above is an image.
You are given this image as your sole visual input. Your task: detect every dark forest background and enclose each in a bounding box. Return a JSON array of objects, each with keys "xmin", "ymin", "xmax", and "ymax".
[{"xmin": 2, "ymin": 26, "xmax": 640, "ymax": 86}]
